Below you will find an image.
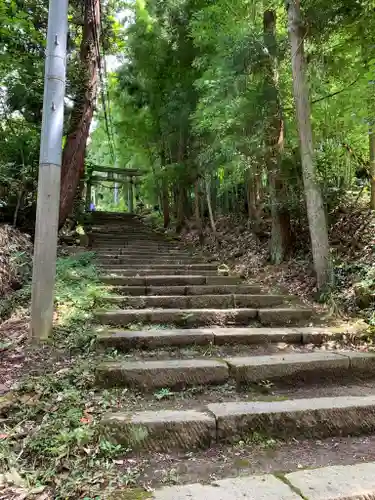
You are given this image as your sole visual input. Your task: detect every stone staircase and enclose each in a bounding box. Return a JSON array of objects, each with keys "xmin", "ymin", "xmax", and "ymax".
[{"xmin": 88, "ymin": 212, "xmax": 375, "ymax": 454}]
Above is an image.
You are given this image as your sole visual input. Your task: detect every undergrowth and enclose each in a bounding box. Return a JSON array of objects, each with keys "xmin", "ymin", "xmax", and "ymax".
[{"xmin": 0, "ymin": 252, "xmax": 138, "ymax": 499}]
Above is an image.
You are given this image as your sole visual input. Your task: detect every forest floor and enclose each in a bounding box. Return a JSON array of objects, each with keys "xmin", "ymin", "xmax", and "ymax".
[
  {"xmin": 1, "ymin": 207, "xmax": 375, "ymax": 499},
  {"xmin": 179, "ymin": 204, "xmax": 375, "ymax": 326}
]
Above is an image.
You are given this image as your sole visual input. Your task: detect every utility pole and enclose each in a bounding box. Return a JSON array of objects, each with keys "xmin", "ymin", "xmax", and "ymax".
[
  {"xmin": 128, "ymin": 176, "xmax": 134, "ymax": 213},
  {"xmin": 31, "ymin": 0, "xmax": 69, "ymax": 341}
]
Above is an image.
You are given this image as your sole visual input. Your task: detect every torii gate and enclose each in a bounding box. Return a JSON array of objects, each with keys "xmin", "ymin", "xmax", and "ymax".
[{"xmin": 85, "ymin": 165, "xmax": 143, "ymax": 213}]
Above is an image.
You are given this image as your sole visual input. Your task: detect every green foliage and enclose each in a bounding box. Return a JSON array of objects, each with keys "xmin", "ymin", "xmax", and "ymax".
[
  {"xmin": 0, "ymin": 0, "xmax": 121, "ymax": 227},
  {"xmin": 0, "ymin": 251, "xmax": 140, "ymax": 498},
  {"xmin": 87, "ymin": 0, "xmax": 375, "ymax": 234}
]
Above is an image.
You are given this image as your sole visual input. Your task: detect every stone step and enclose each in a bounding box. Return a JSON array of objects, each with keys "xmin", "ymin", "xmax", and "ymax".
[
  {"xmin": 92, "ymin": 238, "xmax": 163, "ymax": 244},
  {"xmin": 89, "ymin": 230, "xmax": 158, "ymax": 236},
  {"xmin": 100, "ymin": 275, "xmax": 241, "ymax": 287},
  {"xmin": 98, "ymin": 258, "xmax": 204, "ymax": 265},
  {"xmin": 96, "ymin": 249, "xmax": 195, "ymax": 255},
  {"xmin": 152, "ymin": 462, "xmax": 375, "ymax": 500},
  {"xmin": 93, "ymin": 247, "xmax": 187, "ymax": 253},
  {"xmin": 89, "ymin": 211, "xmax": 136, "ymax": 217},
  {"xmin": 227, "ymin": 350, "xmax": 375, "ymax": 385},
  {"xmin": 96, "ymin": 351, "xmax": 375, "ymax": 390},
  {"xmin": 95, "ymin": 253, "xmax": 194, "ymax": 260},
  {"xmin": 104, "ymin": 294, "xmax": 290, "ymax": 309},
  {"xmin": 96, "ymin": 248, "xmax": 191, "ymax": 253},
  {"xmin": 90, "ymin": 228, "xmax": 144, "ymax": 233},
  {"xmin": 96, "ymin": 358, "xmax": 229, "ymax": 389},
  {"xmin": 91, "ymin": 228, "xmax": 163, "ymax": 232},
  {"xmin": 95, "ymin": 307, "xmax": 258, "ymax": 327},
  {"xmin": 102, "ymin": 284, "xmax": 262, "ymax": 296},
  {"xmin": 100, "ymin": 395, "xmax": 375, "ymax": 451},
  {"xmin": 96, "ymin": 326, "xmax": 338, "ymax": 350},
  {"xmin": 100, "ymin": 268, "xmax": 220, "ymax": 276},
  {"xmin": 92, "ymin": 241, "xmax": 169, "ymax": 247},
  {"xmin": 257, "ymin": 307, "xmax": 313, "ymax": 326},
  {"xmin": 90, "ymin": 233, "xmax": 176, "ymax": 239},
  {"xmin": 90, "ymin": 235, "xmax": 171, "ymax": 242},
  {"xmin": 94, "ymin": 307, "xmax": 312, "ymax": 327},
  {"xmin": 99, "ymin": 263, "xmax": 218, "ymax": 270}
]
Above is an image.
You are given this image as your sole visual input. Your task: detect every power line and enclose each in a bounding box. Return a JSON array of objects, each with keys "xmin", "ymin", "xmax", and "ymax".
[
  {"xmin": 90, "ymin": 0, "xmax": 116, "ymax": 163},
  {"xmin": 99, "ymin": 0, "xmax": 117, "ymax": 153}
]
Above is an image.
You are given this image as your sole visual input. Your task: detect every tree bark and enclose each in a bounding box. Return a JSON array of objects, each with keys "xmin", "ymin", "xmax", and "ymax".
[
  {"xmin": 176, "ymin": 187, "xmax": 186, "ymax": 233},
  {"xmin": 59, "ymin": 0, "xmax": 100, "ymax": 226},
  {"xmin": 13, "ymin": 189, "xmax": 24, "ymax": 227},
  {"xmin": 247, "ymin": 170, "xmax": 257, "ymax": 219},
  {"xmin": 161, "ymin": 178, "xmax": 170, "ymax": 227},
  {"xmin": 194, "ymin": 179, "xmax": 201, "ymax": 227},
  {"xmin": 286, "ymin": 0, "xmax": 331, "ymax": 289},
  {"xmin": 205, "ymin": 176, "xmax": 217, "ymax": 235},
  {"xmin": 194, "ymin": 178, "xmax": 204, "ymax": 245},
  {"xmin": 369, "ymin": 124, "xmax": 375, "ymax": 210},
  {"xmin": 263, "ymin": 9, "xmax": 292, "ymax": 264}
]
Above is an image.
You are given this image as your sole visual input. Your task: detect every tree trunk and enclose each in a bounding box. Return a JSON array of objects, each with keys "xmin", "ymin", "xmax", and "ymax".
[
  {"xmin": 211, "ymin": 174, "xmax": 218, "ymax": 214},
  {"xmin": 161, "ymin": 179, "xmax": 170, "ymax": 228},
  {"xmin": 247, "ymin": 171, "xmax": 257, "ymax": 219},
  {"xmin": 193, "ymin": 179, "xmax": 201, "ymax": 227},
  {"xmin": 176, "ymin": 187, "xmax": 186, "ymax": 233},
  {"xmin": 205, "ymin": 176, "xmax": 217, "ymax": 235},
  {"xmin": 286, "ymin": 0, "xmax": 331, "ymax": 289},
  {"xmin": 369, "ymin": 123, "xmax": 375, "ymax": 210},
  {"xmin": 194, "ymin": 179, "xmax": 204, "ymax": 245},
  {"xmin": 59, "ymin": 0, "xmax": 100, "ymax": 226},
  {"xmin": 13, "ymin": 189, "xmax": 24, "ymax": 227},
  {"xmin": 263, "ymin": 9, "xmax": 292, "ymax": 264}
]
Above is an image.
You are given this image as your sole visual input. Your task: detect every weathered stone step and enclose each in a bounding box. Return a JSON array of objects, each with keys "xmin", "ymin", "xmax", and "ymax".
[
  {"xmin": 152, "ymin": 462, "xmax": 375, "ymax": 500},
  {"xmin": 96, "ymin": 248, "xmax": 191, "ymax": 254},
  {"xmin": 88, "ymin": 235, "xmax": 177, "ymax": 241},
  {"xmin": 98, "ymin": 258, "xmax": 204, "ymax": 265},
  {"xmin": 96, "ymin": 326, "xmax": 338, "ymax": 350},
  {"xmin": 101, "ymin": 395, "xmax": 375, "ymax": 451},
  {"xmin": 100, "ymin": 268, "xmax": 220, "ymax": 276},
  {"xmin": 96, "ymin": 351, "xmax": 375, "ymax": 390},
  {"xmin": 99, "ymin": 263, "xmax": 218, "ymax": 270},
  {"xmin": 104, "ymin": 294, "xmax": 290, "ymax": 309},
  {"xmin": 90, "ymin": 229, "xmax": 151, "ymax": 235},
  {"xmin": 94, "ymin": 307, "xmax": 312, "ymax": 327},
  {"xmin": 90, "ymin": 230, "xmax": 160, "ymax": 237},
  {"xmin": 102, "ymin": 284, "xmax": 262, "ymax": 296},
  {"xmin": 91, "ymin": 231, "xmax": 149, "ymax": 236},
  {"xmin": 88, "ymin": 212, "xmax": 134, "ymax": 217},
  {"xmin": 95, "ymin": 251, "xmax": 193, "ymax": 259},
  {"xmin": 257, "ymin": 307, "xmax": 313, "ymax": 326},
  {"xmin": 92, "ymin": 237, "xmax": 156, "ymax": 243},
  {"xmin": 96, "ymin": 358, "xmax": 229, "ymax": 389},
  {"xmin": 100, "ymin": 275, "xmax": 241, "ymax": 287},
  {"xmin": 95, "ymin": 307, "xmax": 257, "ymax": 327},
  {"xmin": 91, "ymin": 236, "xmax": 172, "ymax": 243},
  {"xmin": 92, "ymin": 239, "xmax": 166, "ymax": 245},
  {"xmin": 93, "ymin": 247, "xmax": 187, "ymax": 254},
  {"xmin": 227, "ymin": 351, "xmax": 375, "ymax": 385}
]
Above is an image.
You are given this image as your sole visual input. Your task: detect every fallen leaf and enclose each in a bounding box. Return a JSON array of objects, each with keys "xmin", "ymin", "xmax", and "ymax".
[
  {"xmin": 80, "ymin": 410, "xmax": 93, "ymax": 424},
  {"xmin": 5, "ymin": 468, "xmax": 25, "ymax": 487}
]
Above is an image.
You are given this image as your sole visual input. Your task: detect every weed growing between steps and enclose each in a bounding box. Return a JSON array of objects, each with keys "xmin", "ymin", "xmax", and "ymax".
[{"xmin": 0, "ymin": 252, "xmax": 142, "ymax": 499}]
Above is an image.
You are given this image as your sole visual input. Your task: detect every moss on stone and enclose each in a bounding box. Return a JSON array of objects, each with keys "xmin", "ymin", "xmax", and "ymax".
[{"xmin": 108, "ymin": 488, "xmax": 152, "ymax": 500}]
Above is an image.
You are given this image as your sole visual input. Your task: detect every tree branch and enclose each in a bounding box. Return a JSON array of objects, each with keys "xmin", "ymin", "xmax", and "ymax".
[
  {"xmin": 284, "ymin": 76, "xmax": 360, "ymax": 112},
  {"xmin": 310, "ymin": 76, "xmax": 360, "ymax": 105}
]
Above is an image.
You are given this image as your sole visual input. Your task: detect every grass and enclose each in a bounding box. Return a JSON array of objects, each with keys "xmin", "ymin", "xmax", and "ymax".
[{"xmin": 0, "ymin": 252, "xmax": 144, "ymax": 499}]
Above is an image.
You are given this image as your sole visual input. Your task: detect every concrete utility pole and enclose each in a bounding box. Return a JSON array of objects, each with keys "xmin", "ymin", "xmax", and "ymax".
[
  {"xmin": 31, "ymin": 0, "xmax": 69, "ymax": 341},
  {"xmin": 128, "ymin": 176, "xmax": 134, "ymax": 213}
]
